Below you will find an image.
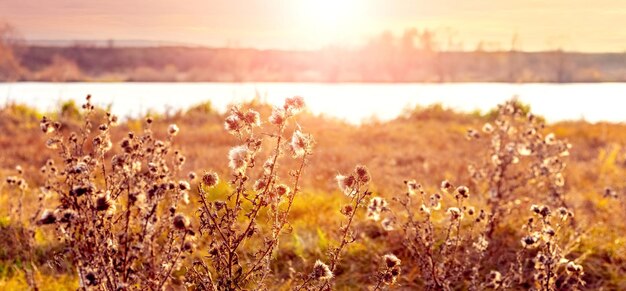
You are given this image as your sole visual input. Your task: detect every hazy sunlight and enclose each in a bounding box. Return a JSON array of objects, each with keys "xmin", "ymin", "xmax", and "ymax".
[
  {"xmin": 1, "ymin": 1, "xmax": 625, "ymax": 290},
  {"xmin": 294, "ymin": 0, "xmax": 370, "ymax": 45}
]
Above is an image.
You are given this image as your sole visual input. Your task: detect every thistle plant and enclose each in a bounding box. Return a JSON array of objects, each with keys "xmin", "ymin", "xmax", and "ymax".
[
  {"xmin": 501, "ymin": 205, "xmax": 584, "ymax": 291},
  {"xmin": 372, "ymin": 254, "xmax": 402, "ymax": 290},
  {"xmin": 297, "ymin": 165, "xmax": 373, "ymax": 290},
  {"xmin": 1, "ymin": 96, "xmax": 598, "ymax": 290},
  {"xmin": 391, "ymin": 180, "xmax": 488, "ymax": 290},
  {"xmin": 4, "ymin": 166, "xmax": 39, "ymax": 290},
  {"xmin": 466, "ymin": 99, "xmax": 573, "ymax": 237},
  {"xmin": 37, "ymin": 96, "xmax": 193, "ymax": 289},
  {"xmin": 187, "ymin": 97, "xmax": 314, "ymax": 290}
]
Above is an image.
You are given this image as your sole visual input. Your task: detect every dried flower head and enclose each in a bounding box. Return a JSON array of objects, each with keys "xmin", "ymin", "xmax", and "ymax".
[
  {"xmin": 419, "ymin": 204, "xmax": 431, "ymax": 215},
  {"xmin": 555, "ymin": 207, "xmax": 570, "ymax": 220},
  {"xmin": 202, "ymin": 171, "xmax": 219, "ymax": 188},
  {"xmin": 488, "ymin": 270, "xmax": 502, "ymax": 284},
  {"xmin": 312, "ymin": 260, "xmax": 333, "ymax": 281},
  {"xmin": 545, "ymin": 133, "xmax": 556, "ymax": 145},
  {"xmin": 70, "ymin": 183, "xmax": 94, "ymax": 196},
  {"xmin": 173, "ymin": 214, "xmax": 190, "ymax": 231},
  {"xmin": 405, "ymin": 179, "xmax": 420, "ymax": 195},
  {"xmin": 531, "ymin": 204, "xmax": 541, "ymax": 214},
  {"xmin": 355, "ymin": 165, "xmax": 371, "ymax": 184},
  {"xmin": 466, "ymin": 129, "xmax": 480, "ymax": 140},
  {"xmin": 554, "ymin": 173, "xmax": 565, "ymax": 187},
  {"xmin": 40, "ymin": 116, "xmax": 56, "ymax": 134},
  {"xmin": 521, "ymin": 234, "xmax": 539, "ymax": 248},
  {"xmin": 456, "ymin": 185, "xmax": 470, "ymax": 199},
  {"xmin": 466, "ymin": 206, "xmax": 476, "ymax": 216},
  {"xmin": 368, "ymin": 197, "xmax": 387, "ymax": 211},
  {"xmin": 473, "ymin": 235, "xmax": 489, "ymax": 252},
  {"xmin": 38, "ymin": 209, "xmax": 57, "ymax": 225},
  {"xmin": 383, "ymin": 254, "xmax": 401, "ymax": 268},
  {"xmin": 59, "ymin": 209, "xmax": 77, "ymax": 223},
  {"xmin": 179, "ymin": 180, "xmax": 191, "ymax": 191},
  {"xmin": 275, "ymin": 184, "xmax": 290, "ymax": 196},
  {"xmin": 228, "ymin": 145, "xmax": 250, "ymax": 173},
  {"xmin": 380, "ymin": 254, "xmax": 402, "ymax": 285},
  {"xmin": 108, "ymin": 114, "xmax": 119, "ymax": 126},
  {"xmin": 441, "ymin": 180, "xmax": 454, "ymax": 193},
  {"xmin": 603, "ymin": 187, "xmax": 618, "ymax": 198},
  {"xmin": 269, "ymin": 107, "xmax": 286, "ymax": 125},
  {"xmin": 244, "ymin": 110, "xmax": 261, "ymax": 127},
  {"xmin": 95, "ymin": 192, "xmax": 112, "ymax": 212},
  {"xmin": 543, "ymin": 226, "xmax": 556, "ymax": 237},
  {"xmin": 429, "ymin": 194, "xmax": 442, "ymax": 210},
  {"xmin": 168, "ymin": 124, "xmax": 180, "ymax": 136},
  {"xmin": 565, "ymin": 261, "xmax": 584, "ymax": 275},
  {"xmin": 253, "ymin": 178, "xmax": 268, "ymax": 192},
  {"xmin": 539, "ymin": 205, "xmax": 551, "ymax": 217},
  {"xmin": 336, "ymin": 174, "xmax": 357, "ymax": 197},
  {"xmin": 482, "ymin": 122, "xmax": 494, "ymax": 133},
  {"xmin": 447, "ymin": 207, "xmax": 463, "ymax": 220},
  {"xmin": 290, "ymin": 130, "xmax": 310, "ymax": 158},
  {"xmin": 367, "ymin": 197, "xmax": 388, "ymax": 221},
  {"xmin": 381, "ymin": 217, "xmax": 394, "ymax": 231},
  {"xmin": 284, "ymin": 96, "xmax": 305, "ymax": 114},
  {"xmin": 85, "ymin": 271, "xmax": 98, "ymax": 286},
  {"xmin": 341, "ymin": 204, "xmax": 354, "ymax": 216},
  {"xmin": 224, "ymin": 114, "xmax": 242, "ymax": 133}
]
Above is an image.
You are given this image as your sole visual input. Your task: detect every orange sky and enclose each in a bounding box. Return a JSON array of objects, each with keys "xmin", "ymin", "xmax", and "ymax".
[{"xmin": 1, "ymin": 0, "xmax": 625, "ymax": 52}]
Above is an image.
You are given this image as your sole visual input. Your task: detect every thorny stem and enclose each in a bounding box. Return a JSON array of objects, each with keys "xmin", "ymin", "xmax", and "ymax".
[
  {"xmin": 233, "ymin": 127, "xmax": 284, "ymax": 251},
  {"xmin": 157, "ymin": 231, "xmax": 188, "ymax": 290},
  {"xmin": 450, "ymin": 197, "xmax": 464, "ymax": 270},
  {"xmin": 198, "ymin": 121, "xmax": 291, "ymax": 289},
  {"xmin": 121, "ymin": 177, "xmax": 132, "ymax": 283},
  {"xmin": 100, "ymin": 146, "xmax": 108, "ymax": 189},
  {"xmin": 330, "ymin": 188, "xmax": 364, "ymax": 271},
  {"xmin": 294, "ymin": 275, "xmax": 314, "ymax": 291},
  {"xmin": 197, "ymin": 188, "xmax": 229, "ymax": 270},
  {"xmin": 427, "ymin": 250, "xmax": 443, "ymax": 288},
  {"xmin": 402, "ymin": 196, "xmax": 443, "ymax": 289},
  {"xmin": 439, "ymin": 220, "xmax": 455, "ymax": 256},
  {"xmin": 198, "ymin": 186, "xmax": 229, "ymax": 244},
  {"xmin": 544, "ymin": 242, "xmax": 553, "ymax": 291},
  {"xmin": 318, "ymin": 186, "xmax": 367, "ymax": 291},
  {"xmin": 486, "ymin": 161, "xmax": 508, "ymax": 239},
  {"xmin": 239, "ymin": 153, "xmax": 309, "ymax": 284},
  {"xmin": 372, "ymin": 277, "xmax": 384, "ymax": 291}
]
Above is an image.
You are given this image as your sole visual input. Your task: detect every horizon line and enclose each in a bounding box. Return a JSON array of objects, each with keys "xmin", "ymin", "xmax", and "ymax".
[{"xmin": 23, "ymin": 38, "xmax": 626, "ymax": 54}]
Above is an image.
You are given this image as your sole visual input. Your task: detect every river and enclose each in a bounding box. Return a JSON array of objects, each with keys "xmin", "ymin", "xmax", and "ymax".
[{"xmin": 1, "ymin": 82, "xmax": 624, "ymax": 124}]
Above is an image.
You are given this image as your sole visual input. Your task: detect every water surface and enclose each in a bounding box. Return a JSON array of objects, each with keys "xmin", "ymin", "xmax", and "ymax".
[{"xmin": 2, "ymin": 82, "xmax": 625, "ymax": 124}]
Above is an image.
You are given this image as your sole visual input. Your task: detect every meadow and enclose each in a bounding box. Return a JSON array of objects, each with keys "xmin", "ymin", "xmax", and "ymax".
[{"xmin": 0, "ymin": 96, "xmax": 625, "ymax": 290}]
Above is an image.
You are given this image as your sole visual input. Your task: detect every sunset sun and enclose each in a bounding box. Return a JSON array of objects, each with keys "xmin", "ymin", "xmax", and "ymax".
[
  {"xmin": 294, "ymin": 0, "xmax": 366, "ymax": 42},
  {"xmin": 300, "ymin": 0, "xmax": 355, "ymax": 25}
]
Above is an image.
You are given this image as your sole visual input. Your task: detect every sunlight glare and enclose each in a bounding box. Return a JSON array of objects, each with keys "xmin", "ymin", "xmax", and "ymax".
[{"xmin": 295, "ymin": 0, "xmax": 365, "ymax": 44}]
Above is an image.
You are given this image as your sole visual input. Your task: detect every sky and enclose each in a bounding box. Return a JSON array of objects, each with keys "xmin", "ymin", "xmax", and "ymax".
[{"xmin": 1, "ymin": 0, "xmax": 625, "ymax": 52}]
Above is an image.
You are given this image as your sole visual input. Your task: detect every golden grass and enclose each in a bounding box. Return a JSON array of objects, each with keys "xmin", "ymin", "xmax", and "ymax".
[{"xmin": 0, "ymin": 99, "xmax": 625, "ymax": 289}]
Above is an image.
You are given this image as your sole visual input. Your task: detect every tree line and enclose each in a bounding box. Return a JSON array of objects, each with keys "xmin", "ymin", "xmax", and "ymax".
[{"xmin": 2, "ymin": 24, "xmax": 625, "ymax": 82}]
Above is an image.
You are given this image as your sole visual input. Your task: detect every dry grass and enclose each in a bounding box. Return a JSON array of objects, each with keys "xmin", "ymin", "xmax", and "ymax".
[{"xmin": 0, "ymin": 97, "xmax": 625, "ymax": 290}]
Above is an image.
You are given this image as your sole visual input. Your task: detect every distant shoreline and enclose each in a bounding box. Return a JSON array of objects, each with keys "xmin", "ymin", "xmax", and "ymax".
[
  {"xmin": 4, "ymin": 46, "xmax": 626, "ymax": 83},
  {"xmin": 3, "ymin": 80, "xmax": 626, "ymax": 84}
]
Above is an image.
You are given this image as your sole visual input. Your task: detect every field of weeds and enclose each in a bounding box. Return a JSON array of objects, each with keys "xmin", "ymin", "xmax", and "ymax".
[{"xmin": 0, "ymin": 96, "xmax": 625, "ymax": 290}]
